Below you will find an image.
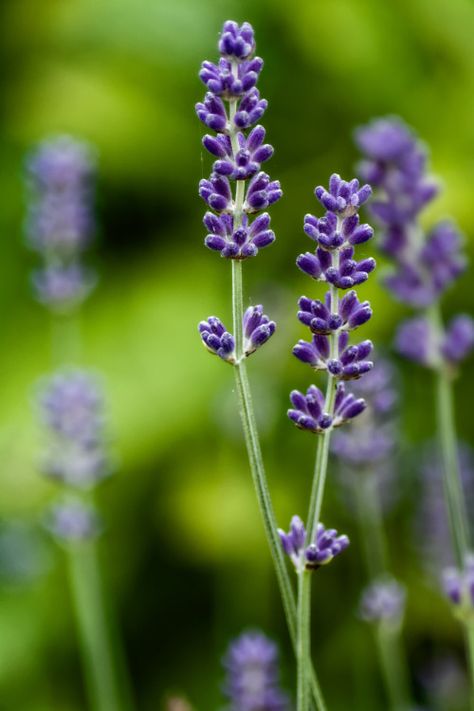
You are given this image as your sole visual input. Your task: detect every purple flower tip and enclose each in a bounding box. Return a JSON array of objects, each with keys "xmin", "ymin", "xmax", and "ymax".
[
  {"xmin": 243, "ymin": 305, "xmax": 276, "ymax": 356},
  {"xmin": 278, "ymin": 517, "xmax": 349, "ymax": 571},
  {"xmin": 442, "ymin": 555, "xmax": 474, "ymax": 615},
  {"xmin": 314, "ymin": 173, "xmax": 372, "ymax": 217},
  {"xmin": 198, "ymin": 316, "xmax": 235, "ymax": 363}
]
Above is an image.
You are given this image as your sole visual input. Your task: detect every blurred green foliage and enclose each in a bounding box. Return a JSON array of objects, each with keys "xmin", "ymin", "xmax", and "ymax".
[{"xmin": 0, "ymin": 0, "xmax": 473, "ymax": 708}]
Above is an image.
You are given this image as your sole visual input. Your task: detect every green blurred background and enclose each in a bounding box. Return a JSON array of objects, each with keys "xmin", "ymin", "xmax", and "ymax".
[{"xmin": 0, "ymin": 0, "xmax": 473, "ymax": 708}]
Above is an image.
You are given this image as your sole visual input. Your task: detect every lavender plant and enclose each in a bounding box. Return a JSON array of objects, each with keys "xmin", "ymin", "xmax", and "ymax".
[
  {"xmin": 355, "ymin": 118, "xmax": 474, "ymax": 698},
  {"xmin": 196, "ymin": 21, "xmax": 325, "ymax": 709},
  {"xmin": 26, "ymin": 137, "xmax": 131, "ymax": 711},
  {"xmin": 282, "ymin": 174, "xmax": 377, "ymax": 708},
  {"xmin": 223, "ymin": 631, "xmax": 289, "ymax": 711}
]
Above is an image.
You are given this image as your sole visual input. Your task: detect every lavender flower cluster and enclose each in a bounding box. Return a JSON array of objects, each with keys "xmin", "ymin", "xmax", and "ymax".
[
  {"xmin": 355, "ymin": 118, "xmax": 474, "ymax": 370},
  {"xmin": 278, "ymin": 515, "xmax": 349, "ymax": 573},
  {"xmin": 223, "ymin": 631, "xmax": 289, "ymax": 711},
  {"xmin": 197, "ymin": 22, "xmax": 278, "ymax": 362},
  {"xmin": 288, "ymin": 173, "xmax": 375, "ymax": 434},
  {"xmin": 38, "ymin": 370, "xmax": 110, "ymax": 540},
  {"xmin": 197, "ymin": 20, "xmax": 281, "ymax": 260},
  {"xmin": 26, "ymin": 136, "xmax": 97, "ymax": 311}
]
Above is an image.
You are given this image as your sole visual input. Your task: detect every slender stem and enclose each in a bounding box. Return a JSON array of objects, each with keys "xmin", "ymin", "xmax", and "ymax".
[
  {"xmin": 465, "ymin": 623, "xmax": 474, "ymax": 711},
  {"xmin": 233, "ymin": 360, "xmax": 326, "ymax": 709},
  {"xmin": 428, "ymin": 303, "xmax": 470, "ymax": 563},
  {"xmin": 435, "ymin": 367, "xmax": 470, "ymax": 563},
  {"xmin": 297, "ymin": 571, "xmax": 311, "ymax": 711},
  {"xmin": 232, "ymin": 265, "xmax": 325, "ymax": 708},
  {"xmin": 353, "ymin": 468, "xmax": 411, "ymax": 709},
  {"xmin": 307, "ymin": 278, "xmax": 339, "ymax": 542},
  {"xmin": 375, "ymin": 623, "xmax": 410, "ymax": 711},
  {"xmin": 66, "ymin": 539, "xmax": 128, "ymax": 711},
  {"xmin": 50, "ymin": 308, "xmax": 132, "ymax": 711},
  {"xmin": 353, "ymin": 470, "xmax": 389, "ymax": 578}
]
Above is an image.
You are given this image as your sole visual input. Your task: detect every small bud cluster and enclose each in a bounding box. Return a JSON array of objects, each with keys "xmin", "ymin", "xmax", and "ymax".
[
  {"xmin": 355, "ymin": 117, "xmax": 474, "ymax": 371},
  {"xmin": 223, "ymin": 630, "xmax": 289, "ymax": 711},
  {"xmin": 26, "ymin": 136, "xmax": 97, "ymax": 311},
  {"xmin": 278, "ymin": 515, "xmax": 349, "ymax": 572},
  {"xmin": 198, "ymin": 305, "xmax": 275, "ymax": 364}
]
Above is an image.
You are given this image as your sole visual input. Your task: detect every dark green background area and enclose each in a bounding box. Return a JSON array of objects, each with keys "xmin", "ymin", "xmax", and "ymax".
[{"xmin": 0, "ymin": 0, "xmax": 473, "ymax": 708}]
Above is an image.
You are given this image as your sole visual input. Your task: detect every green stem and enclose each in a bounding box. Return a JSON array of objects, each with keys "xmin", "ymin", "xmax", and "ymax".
[
  {"xmin": 50, "ymin": 308, "xmax": 132, "ymax": 711},
  {"xmin": 375, "ymin": 622, "xmax": 410, "ymax": 711},
  {"xmin": 353, "ymin": 470, "xmax": 389, "ymax": 578},
  {"xmin": 435, "ymin": 367, "xmax": 470, "ymax": 563},
  {"xmin": 353, "ymin": 468, "xmax": 410, "ymax": 709},
  {"xmin": 66, "ymin": 539, "xmax": 128, "ymax": 711},
  {"xmin": 297, "ymin": 571, "xmax": 311, "ymax": 711},
  {"xmin": 465, "ymin": 623, "xmax": 474, "ymax": 711},
  {"xmin": 232, "ymin": 272, "xmax": 326, "ymax": 710}
]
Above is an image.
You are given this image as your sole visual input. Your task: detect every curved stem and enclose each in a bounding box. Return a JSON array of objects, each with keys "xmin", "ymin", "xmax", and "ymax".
[
  {"xmin": 297, "ymin": 571, "xmax": 311, "ymax": 711},
  {"xmin": 232, "ymin": 264, "xmax": 326, "ymax": 709},
  {"xmin": 435, "ymin": 367, "xmax": 470, "ymax": 563},
  {"xmin": 353, "ymin": 470, "xmax": 389, "ymax": 578}
]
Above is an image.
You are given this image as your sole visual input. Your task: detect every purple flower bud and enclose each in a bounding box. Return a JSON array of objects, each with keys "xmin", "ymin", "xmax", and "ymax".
[
  {"xmin": 315, "ymin": 174, "xmax": 372, "ymax": 217},
  {"xmin": 442, "ymin": 315, "xmax": 474, "ymax": 365},
  {"xmin": 199, "ymin": 174, "xmax": 233, "ymax": 212},
  {"xmin": 305, "ymin": 522, "xmax": 350, "ymax": 568},
  {"xmin": 203, "ymin": 212, "xmax": 275, "ymax": 259},
  {"xmin": 195, "ymin": 92, "xmax": 228, "ymax": 133},
  {"xmin": 218, "ymin": 21, "xmax": 256, "ymax": 61},
  {"xmin": 199, "ymin": 317, "xmax": 235, "ymax": 362},
  {"xmin": 234, "ymin": 89, "xmax": 268, "ymax": 129},
  {"xmin": 359, "ymin": 577, "xmax": 406, "ymax": 623},
  {"xmin": 297, "ymin": 290, "xmax": 372, "ymax": 335},
  {"xmin": 245, "ymin": 172, "xmax": 282, "ymax": 212},
  {"xmin": 287, "ymin": 385, "xmax": 332, "ymax": 433},
  {"xmin": 243, "ymin": 305, "xmax": 276, "ymax": 355},
  {"xmin": 223, "ymin": 631, "xmax": 289, "ymax": 711},
  {"xmin": 333, "ymin": 382, "xmax": 366, "ymax": 426}
]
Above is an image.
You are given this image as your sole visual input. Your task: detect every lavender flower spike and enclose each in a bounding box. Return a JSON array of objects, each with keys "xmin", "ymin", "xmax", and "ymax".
[
  {"xmin": 223, "ymin": 631, "xmax": 289, "ymax": 711},
  {"xmin": 279, "ymin": 515, "xmax": 349, "ymax": 572},
  {"xmin": 196, "ymin": 20, "xmax": 280, "ymax": 261},
  {"xmin": 26, "ymin": 135, "xmax": 97, "ymax": 311},
  {"xmin": 38, "ymin": 370, "xmax": 110, "ymax": 488}
]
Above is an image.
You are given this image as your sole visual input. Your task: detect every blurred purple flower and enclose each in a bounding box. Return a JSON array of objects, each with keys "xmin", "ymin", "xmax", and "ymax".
[
  {"xmin": 223, "ymin": 631, "xmax": 289, "ymax": 711},
  {"xmin": 359, "ymin": 577, "xmax": 406, "ymax": 623}
]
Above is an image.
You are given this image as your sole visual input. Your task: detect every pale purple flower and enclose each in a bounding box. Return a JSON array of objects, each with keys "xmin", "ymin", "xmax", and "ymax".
[
  {"xmin": 46, "ymin": 500, "xmax": 100, "ymax": 541},
  {"xmin": 359, "ymin": 577, "xmax": 406, "ymax": 623},
  {"xmin": 38, "ymin": 371, "xmax": 110, "ymax": 488},
  {"xmin": 223, "ymin": 631, "xmax": 289, "ymax": 711}
]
